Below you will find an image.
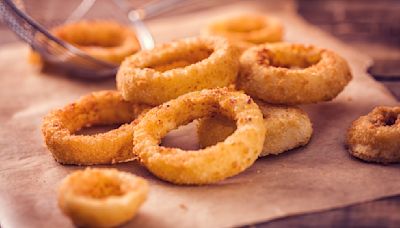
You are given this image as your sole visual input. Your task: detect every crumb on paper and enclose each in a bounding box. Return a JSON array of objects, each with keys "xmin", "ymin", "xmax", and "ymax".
[{"xmin": 179, "ymin": 203, "xmax": 188, "ymax": 211}]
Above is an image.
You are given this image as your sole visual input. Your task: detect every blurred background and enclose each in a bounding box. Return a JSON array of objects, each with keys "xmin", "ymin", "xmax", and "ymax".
[
  {"xmin": 0, "ymin": 0, "xmax": 399, "ymax": 226},
  {"xmin": 1, "ymin": 0, "xmax": 399, "ymax": 97}
]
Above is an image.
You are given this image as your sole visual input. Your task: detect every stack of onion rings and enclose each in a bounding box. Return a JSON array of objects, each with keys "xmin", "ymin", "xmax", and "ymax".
[
  {"xmin": 116, "ymin": 36, "xmax": 240, "ymax": 105},
  {"xmin": 58, "ymin": 168, "xmax": 148, "ymax": 227},
  {"xmin": 42, "ymin": 91, "xmax": 150, "ymax": 165},
  {"xmin": 29, "ymin": 11, "xmax": 373, "ymax": 225},
  {"xmin": 347, "ymin": 106, "xmax": 400, "ymax": 163},
  {"xmin": 132, "ymin": 88, "xmax": 266, "ymax": 185},
  {"xmin": 237, "ymin": 42, "xmax": 352, "ymax": 104},
  {"xmin": 198, "ymin": 101, "xmax": 313, "ymax": 156}
]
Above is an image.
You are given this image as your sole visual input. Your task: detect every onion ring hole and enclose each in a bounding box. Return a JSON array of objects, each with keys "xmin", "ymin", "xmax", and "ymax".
[
  {"xmin": 257, "ymin": 47, "xmax": 321, "ymax": 69},
  {"xmin": 373, "ymin": 109, "xmax": 399, "ymax": 127},
  {"xmin": 58, "ymin": 30, "xmax": 125, "ymax": 48},
  {"xmin": 75, "ymin": 124, "xmax": 123, "ymax": 136},
  {"xmin": 223, "ymin": 17, "xmax": 265, "ymax": 33},
  {"xmin": 148, "ymin": 47, "xmax": 213, "ymax": 72},
  {"xmin": 160, "ymin": 120, "xmax": 201, "ymax": 151}
]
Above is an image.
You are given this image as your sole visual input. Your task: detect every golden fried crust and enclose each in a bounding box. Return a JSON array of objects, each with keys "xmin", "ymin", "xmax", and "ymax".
[
  {"xmin": 41, "ymin": 91, "xmax": 150, "ymax": 165},
  {"xmin": 347, "ymin": 106, "xmax": 400, "ymax": 163},
  {"xmin": 203, "ymin": 14, "xmax": 283, "ymax": 45},
  {"xmin": 237, "ymin": 43, "xmax": 352, "ymax": 105},
  {"xmin": 116, "ymin": 36, "xmax": 240, "ymax": 106},
  {"xmin": 132, "ymin": 88, "xmax": 266, "ymax": 185},
  {"xmin": 58, "ymin": 168, "xmax": 148, "ymax": 227},
  {"xmin": 51, "ymin": 20, "xmax": 140, "ymax": 64},
  {"xmin": 198, "ymin": 101, "xmax": 313, "ymax": 156}
]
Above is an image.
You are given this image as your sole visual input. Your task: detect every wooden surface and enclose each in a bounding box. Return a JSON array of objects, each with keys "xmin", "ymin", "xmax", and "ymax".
[{"xmin": 0, "ymin": 0, "xmax": 399, "ymax": 227}]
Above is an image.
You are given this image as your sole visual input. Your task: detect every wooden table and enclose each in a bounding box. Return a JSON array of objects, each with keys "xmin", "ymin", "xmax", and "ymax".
[{"xmin": 1, "ymin": 0, "xmax": 399, "ymax": 227}]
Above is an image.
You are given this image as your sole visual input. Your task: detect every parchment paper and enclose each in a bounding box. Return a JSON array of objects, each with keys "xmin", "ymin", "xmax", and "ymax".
[{"xmin": 0, "ymin": 1, "xmax": 399, "ymax": 228}]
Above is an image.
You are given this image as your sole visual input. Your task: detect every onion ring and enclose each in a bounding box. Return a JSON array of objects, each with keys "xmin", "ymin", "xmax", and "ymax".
[
  {"xmin": 50, "ymin": 20, "xmax": 140, "ymax": 64},
  {"xmin": 132, "ymin": 88, "xmax": 266, "ymax": 185},
  {"xmin": 116, "ymin": 36, "xmax": 240, "ymax": 105},
  {"xmin": 198, "ymin": 101, "xmax": 313, "ymax": 156},
  {"xmin": 237, "ymin": 43, "xmax": 352, "ymax": 104},
  {"xmin": 41, "ymin": 91, "xmax": 150, "ymax": 165},
  {"xmin": 58, "ymin": 168, "xmax": 148, "ymax": 227},
  {"xmin": 347, "ymin": 106, "xmax": 400, "ymax": 163},
  {"xmin": 203, "ymin": 14, "xmax": 283, "ymax": 48}
]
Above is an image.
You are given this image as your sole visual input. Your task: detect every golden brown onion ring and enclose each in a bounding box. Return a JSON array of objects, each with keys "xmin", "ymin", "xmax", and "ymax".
[
  {"xmin": 41, "ymin": 91, "xmax": 150, "ymax": 165},
  {"xmin": 116, "ymin": 36, "xmax": 240, "ymax": 106},
  {"xmin": 51, "ymin": 20, "xmax": 139, "ymax": 64},
  {"xmin": 237, "ymin": 43, "xmax": 352, "ymax": 105},
  {"xmin": 347, "ymin": 106, "xmax": 400, "ymax": 163},
  {"xmin": 203, "ymin": 14, "xmax": 283, "ymax": 48},
  {"xmin": 58, "ymin": 168, "xmax": 148, "ymax": 227},
  {"xmin": 132, "ymin": 88, "xmax": 266, "ymax": 185},
  {"xmin": 198, "ymin": 101, "xmax": 313, "ymax": 156}
]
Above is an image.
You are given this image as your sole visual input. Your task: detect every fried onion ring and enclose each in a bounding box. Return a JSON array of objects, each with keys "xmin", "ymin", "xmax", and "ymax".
[
  {"xmin": 347, "ymin": 106, "xmax": 400, "ymax": 163},
  {"xmin": 203, "ymin": 14, "xmax": 283, "ymax": 48},
  {"xmin": 41, "ymin": 91, "xmax": 150, "ymax": 165},
  {"xmin": 198, "ymin": 101, "xmax": 313, "ymax": 156},
  {"xmin": 58, "ymin": 168, "xmax": 148, "ymax": 227},
  {"xmin": 51, "ymin": 20, "xmax": 140, "ymax": 64},
  {"xmin": 116, "ymin": 36, "xmax": 240, "ymax": 105},
  {"xmin": 237, "ymin": 43, "xmax": 352, "ymax": 104},
  {"xmin": 132, "ymin": 88, "xmax": 266, "ymax": 184}
]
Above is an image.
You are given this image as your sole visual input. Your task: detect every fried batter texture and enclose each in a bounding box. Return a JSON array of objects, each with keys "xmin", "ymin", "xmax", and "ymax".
[
  {"xmin": 237, "ymin": 43, "xmax": 352, "ymax": 104},
  {"xmin": 58, "ymin": 168, "xmax": 148, "ymax": 227},
  {"xmin": 198, "ymin": 101, "xmax": 313, "ymax": 156},
  {"xmin": 51, "ymin": 20, "xmax": 140, "ymax": 64},
  {"xmin": 116, "ymin": 36, "xmax": 240, "ymax": 105},
  {"xmin": 203, "ymin": 14, "xmax": 283, "ymax": 51},
  {"xmin": 347, "ymin": 106, "xmax": 400, "ymax": 163},
  {"xmin": 42, "ymin": 91, "xmax": 150, "ymax": 165},
  {"xmin": 132, "ymin": 88, "xmax": 266, "ymax": 185}
]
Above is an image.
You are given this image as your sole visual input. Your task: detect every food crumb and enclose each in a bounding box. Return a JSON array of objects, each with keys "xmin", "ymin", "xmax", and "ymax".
[{"xmin": 179, "ymin": 203, "xmax": 188, "ymax": 211}]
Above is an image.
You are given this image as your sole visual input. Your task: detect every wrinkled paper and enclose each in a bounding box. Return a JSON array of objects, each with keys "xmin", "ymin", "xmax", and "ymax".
[{"xmin": 0, "ymin": 1, "xmax": 399, "ymax": 227}]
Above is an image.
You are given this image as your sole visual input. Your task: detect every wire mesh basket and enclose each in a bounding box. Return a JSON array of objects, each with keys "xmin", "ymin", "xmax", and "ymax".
[
  {"xmin": 0, "ymin": 0, "xmax": 229, "ymax": 79},
  {"xmin": 0, "ymin": 0, "xmax": 158, "ymax": 79}
]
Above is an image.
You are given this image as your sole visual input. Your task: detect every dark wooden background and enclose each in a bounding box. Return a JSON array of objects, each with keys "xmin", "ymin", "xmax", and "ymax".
[{"xmin": 0, "ymin": 0, "xmax": 399, "ymax": 227}]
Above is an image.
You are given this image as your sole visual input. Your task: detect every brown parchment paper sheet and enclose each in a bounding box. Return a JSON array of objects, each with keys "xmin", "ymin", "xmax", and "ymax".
[{"xmin": 0, "ymin": 1, "xmax": 399, "ymax": 228}]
